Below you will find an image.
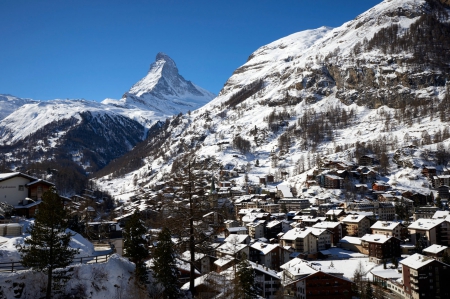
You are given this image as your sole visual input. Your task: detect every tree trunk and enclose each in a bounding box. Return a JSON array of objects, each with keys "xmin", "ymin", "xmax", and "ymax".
[{"xmin": 46, "ymin": 267, "xmax": 52, "ymax": 299}]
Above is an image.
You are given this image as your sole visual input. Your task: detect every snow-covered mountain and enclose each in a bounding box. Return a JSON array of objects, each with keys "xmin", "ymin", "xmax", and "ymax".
[
  {"xmin": 0, "ymin": 54, "xmax": 214, "ymax": 191},
  {"xmin": 102, "ymin": 52, "xmax": 215, "ymax": 115},
  {"xmin": 94, "ymin": 0, "xmax": 450, "ymax": 200},
  {"xmin": 0, "ymin": 94, "xmax": 36, "ymax": 121}
]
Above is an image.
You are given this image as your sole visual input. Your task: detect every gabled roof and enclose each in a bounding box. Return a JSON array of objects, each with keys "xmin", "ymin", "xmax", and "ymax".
[
  {"xmin": 400, "ymin": 253, "xmax": 437, "ymax": 269},
  {"xmin": 371, "ymin": 221, "xmax": 401, "ymax": 231},
  {"xmin": 250, "ymin": 241, "xmax": 279, "ymax": 255},
  {"xmin": 339, "ymin": 236, "xmax": 362, "ymax": 245},
  {"xmin": 423, "ymin": 244, "xmax": 448, "ymax": 254},
  {"xmin": 224, "ymin": 234, "xmax": 249, "ymax": 244},
  {"xmin": 313, "ymin": 221, "xmax": 341, "ymax": 229},
  {"xmin": 342, "ymin": 214, "xmax": 368, "ymax": 223},
  {"xmin": 281, "ymin": 227, "xmax": 314, "ymax": 240},
  {"xmin": 26, "ymin": 179, "xmax": 55, "ymax": 187},
  {"xmin": 408, "ymin": 218, "xmax": 445, "ymax": 230},
  {"xmin": 361, "ymin": 234, "xmax": 397, "ymax": 244},
  {"xmin": 0, "ymin": 172, "xmax": 46, "ymax": 184}
]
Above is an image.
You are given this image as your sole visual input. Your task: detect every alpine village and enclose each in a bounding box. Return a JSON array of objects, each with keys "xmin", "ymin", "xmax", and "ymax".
[{"xmin": 2, "ymin": 0, "xmax": 450, "ymax": 298}]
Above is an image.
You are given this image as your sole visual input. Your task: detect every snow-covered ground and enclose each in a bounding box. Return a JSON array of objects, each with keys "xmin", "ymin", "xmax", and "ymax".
[
  {"xmin": 0, "ymin": 254, "xmax": 143, "ymax": 299},
  {"xmin": 0, "ymin": 219, "xmax": 96, "ymax": 263}
]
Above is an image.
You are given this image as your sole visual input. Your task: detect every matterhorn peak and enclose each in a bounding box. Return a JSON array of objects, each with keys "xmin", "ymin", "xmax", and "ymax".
[{"xmin": 109, "ymin": 52, "xmax": 215, "ymax": 115}]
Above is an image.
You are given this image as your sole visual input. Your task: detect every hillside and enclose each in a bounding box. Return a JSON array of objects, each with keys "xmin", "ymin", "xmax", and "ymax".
[{"xmin": 94, "ymin": 0, "xmax": 450, "ymax": 200}]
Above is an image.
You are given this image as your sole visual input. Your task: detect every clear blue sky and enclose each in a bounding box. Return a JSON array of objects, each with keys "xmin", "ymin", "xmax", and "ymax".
[{"xmin": 0, "ymin": 0, "xmax": 381, "ymax": 102}]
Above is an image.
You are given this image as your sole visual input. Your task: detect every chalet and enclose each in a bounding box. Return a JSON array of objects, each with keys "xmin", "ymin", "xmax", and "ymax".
[
  {"xmin": 180, "ymin": 251, "xmax": 215, "ymax": 274},
  {"xmin": 372, "ymin": 181, "xmax": 390, "ymax": 191},
  {"xmin": 85, "ymin": 221, "xmax": 122, "ymax": 240},
  {"xmin": 339, "ymin": 236, "xmax": 363, "ymax": 253},
  {"xmin": 408, "ymin": 218, "xmax": 450, "ymax": 247},
  {"xmin": 360, "ymin": 234, "xmax": 401, "ymax": 264},
  {"xmin": 0, "ymin": 172, "xmax": 55, "ymax": 218},
  {"xmin": 281, "ymin": 259, "xmax": 353, "ymax": 299},
  {"xmin": 413, "ymin": 206, "xmax": 439, "ymax": 220},
  {"xmin": 432, "ymin": 175, "xmax": 450, "ymax": 188},
  {"xmin": 401, "ymin": 253, "xmax": 450, "ymax": 299},
  {"xmin": 265, "ymin": 220, "xmax": 283, "ymax": 240},
  {"xmin": 313, "ymin": 222, "xmax": 342, "ymax": 246},
  {"xmin": 247, "ymin": 220, "xmax": 266, "ymax": 239},
  {"xmin": 359, "ymin": 154, "xmax": 375, "ymax": 166},
  {"xmin": 370, "ymin": 221, "xmax": 405, "ymax": 239},
  {"xmin": 422, "ymin": 166, "xmax": 437, "ymax": 178},
  {"xmin": 280, "ymin": 227, "xmax": 319, "ymax": 257},
  {"xmin": 250, "ymin": 261, "xmax": 282, "ymax": 299},
  {"xmin": 249, "ymin": 241, "xmax": 290, "ymax": 271},
  {"xmin": 422, "ymin": 244, "xmax": 449, "ymax": 261},
  {"xmin": 323, "ymin": 174, "xmax": 344, "ymax": 189},
  {"xmin": 341, "ymin": 215, "xmax": 371, "ymax": 237},
  {"xmin": 356, "ymin": 166, "xmax": 377, "ymax": 183}
]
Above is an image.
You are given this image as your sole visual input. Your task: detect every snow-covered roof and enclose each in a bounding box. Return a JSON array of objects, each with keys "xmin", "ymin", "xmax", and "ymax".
[
  {"xmin": 432, "ymin": 210, "xmax": 450, "ymax": 219},
  {"xmin": 280, "ymin": 258, "xmax": 317, "ymax": 278},
  {"xmin": 400, "ymin": 253, "xmax": 436, "ymax": 269},
  {"xmin": 227, "ymin": 227, "xmax": 247, "ymax": 233},
  {"xmin": 342, "ymin": 214, "xmax": 367, "ymax": 223},
  {"xmin": 361, "ymin": 234, "xmax": 393, "ymax": 244},
  {"xmin": 371, "ymin": 268, "xmax": 402, "ymax": 280},
  {"xmin": 326, "ymin": 209, "xmax": 343, "ymax": 215},
  {"xmin": 249, "ymin": 260, "xmax": 280, "ymax": 279},
  {"xmin": 216, "ymin": 242, "xmax": 247, "ymax": 255},
  {"xmin": 423, "ymin": 244, "xmax": 448, "ymax": 254},
  {"xmin": 225, "ymin": 234, "xmax": 250, "ymax": 244},
  {"xmin": 250, "ymin": 241, "xmax": 279, "ymax": 255},
  {"xmin": 281, "ymin": 227, "xmax": 313, "ymax": 240},
  {"xmin": 371, "ymin": 221, "xmax": 401, "ymax": 231},
  {"xmin": 266, "ymin": 220, "xmax": 281, "ymax": 228},
  {"xmin": 0, "ymin": 172, "xmax": 21, "ymax": 180},
  {"xmin": 214, "ymin": 256, "xmax": 234, "ymax": 267},
  {"xmin": 408, "ymin": 218, "xmax": 445, "ymax": 230},
  {"xmin": 313, "ymin": 221, "xmax": 340, "ymax": 229},
  {"xmin": 181, "ymin": 251, "xmax": 207, "ymax": 262},
  {"xmin": 339, "ymin": 236, "xmax": 362, "ymax": 245}
]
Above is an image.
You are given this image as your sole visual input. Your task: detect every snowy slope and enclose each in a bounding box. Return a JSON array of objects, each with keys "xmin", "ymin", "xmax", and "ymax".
[
  {"xmin": 95, "ymin": 0, "xmax": 450, "ymax": 200},
  {"xmin": 102, "ymin": 52, "xmax": 215, "ymax": 115},
  {"xmin": 0, "ymin": 94, "xmax": 36, "ymax": 121},
  {"xmin": 0, "ymin": 99, "xmax": 157, "ymax": 145}
]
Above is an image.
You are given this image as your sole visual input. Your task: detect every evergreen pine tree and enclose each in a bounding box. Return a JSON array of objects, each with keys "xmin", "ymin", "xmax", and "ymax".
[
  {"xmin": 151, "ymin": 227, "xmax": 180, "ymax": 299},
  {"xmin": 365, "ymin": 280, "xmax": 374, "ymax": 299},
  {"xmin": 235, "ymin": 253, "xmax": 259, "ymax": 299},
  {"xmin": 123, "ymin": 209, "xmax": 149, "ymax": 285},
  {"xmin": 18, "ymin": 187, "xmax": 79, "ymax": 299}
]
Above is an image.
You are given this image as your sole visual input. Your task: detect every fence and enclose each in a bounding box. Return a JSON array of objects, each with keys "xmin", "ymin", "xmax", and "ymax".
[{"xmin": 0, "ymin": 253, "xmax": 112, "ymax": 273}]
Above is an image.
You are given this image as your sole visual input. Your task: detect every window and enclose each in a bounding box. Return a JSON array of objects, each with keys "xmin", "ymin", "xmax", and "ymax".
[{"xmin": 18, "ymin": 185, "xmax": 24, "ymax": 191}]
